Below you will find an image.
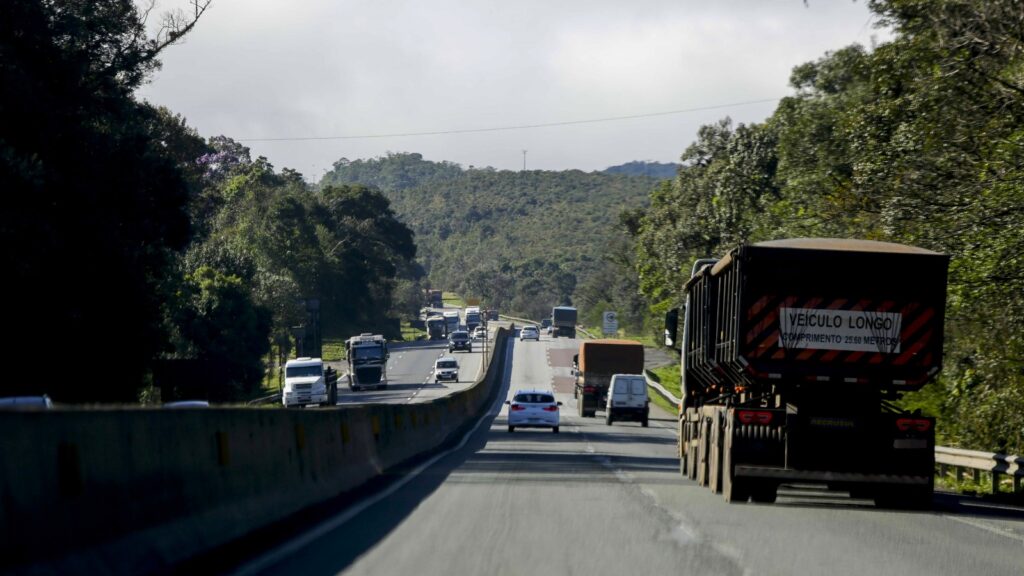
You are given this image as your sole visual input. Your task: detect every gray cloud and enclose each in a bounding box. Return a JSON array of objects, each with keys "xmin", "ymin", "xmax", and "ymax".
[{"xmin": 139, "ymin": 0, "xmax": 887, "ymax": 178}]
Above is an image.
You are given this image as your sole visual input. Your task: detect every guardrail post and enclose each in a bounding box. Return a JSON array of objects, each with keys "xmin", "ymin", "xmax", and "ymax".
[
  {"xmin": 972, "ymin": 469, "xmax": 981, "ymax": 483},
  {"xmin": 1014, "ymin": 475, "xmax": 1021, "ymax": 493},
  {"xmin": 991, "ymin": 471, "xmax": 1001, "ymax": 494},
  {"xmin": 955, "ymin": 466, "xmax": 963, "ymax": 483}
]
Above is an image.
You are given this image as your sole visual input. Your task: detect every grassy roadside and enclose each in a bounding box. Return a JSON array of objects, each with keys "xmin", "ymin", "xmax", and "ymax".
[
  {"xmin": 442, "ymin": 292, "xmax": 467, "ymax": 308},
  {"xmin": 646, "ymin": 365, "xmax": 681, "ymax": 416},
  {"xmin": 400, "ymin": 322, "xmax": 427, "ymax": 341}
]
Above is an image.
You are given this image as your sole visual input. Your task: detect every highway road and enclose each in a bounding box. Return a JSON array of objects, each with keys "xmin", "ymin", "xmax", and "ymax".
[
  {"xmin": 236, "ymin": 330, "xmax": 1024, "ymax": 576},
  {"xmin": 333, "ymin": 320, "xmax": 500, "ymax": 406}
]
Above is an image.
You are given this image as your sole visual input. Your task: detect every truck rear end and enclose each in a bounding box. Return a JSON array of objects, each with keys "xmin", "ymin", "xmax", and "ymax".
[
  {"xmin": 575, "ymin": 340, "xmax": 644, "ymax": 417},
  {"xmin": 551, "ymin": 306, "xmax": 577, "ymax": 338},
  {"xmin": 678, "ymin": 239, "xmax": 949, "ymax": 507}
]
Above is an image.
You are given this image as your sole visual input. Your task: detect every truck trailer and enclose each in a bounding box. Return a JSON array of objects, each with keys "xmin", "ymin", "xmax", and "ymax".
[
  {"xmin": 667, "ymin": 239, "xmax": 949, "ymax": 507},
  {"xmin": 551, "ymin": 306, "xmax": 577, "ymax": 338},
  {"xmin": 573, "ymin": 339, "xmax": 644, "ymax": 417}
]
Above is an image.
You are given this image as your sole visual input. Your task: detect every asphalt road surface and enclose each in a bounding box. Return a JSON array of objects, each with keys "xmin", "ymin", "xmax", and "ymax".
[
  {"xmin": 334, "ymin": 326, "xmax": 495, "ymax": 406},
  {"xmin": 237, "ymin": 330, "xmax": 1024, "ymax": 576}
]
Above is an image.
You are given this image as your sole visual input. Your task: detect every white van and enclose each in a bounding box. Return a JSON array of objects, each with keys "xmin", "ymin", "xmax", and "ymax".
[{"xmin": 605, "ymin": 374, "xmax": 649, "ymax": 427}]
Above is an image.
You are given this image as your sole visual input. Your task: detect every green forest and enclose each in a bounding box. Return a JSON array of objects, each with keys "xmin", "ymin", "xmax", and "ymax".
[
  {"xmin": 321, "ymin": 154, "xmax": 659, "ymax": 321},
  {"xmin": 1, "ymin": 2, "xmax": 421, "ymax": 403}
]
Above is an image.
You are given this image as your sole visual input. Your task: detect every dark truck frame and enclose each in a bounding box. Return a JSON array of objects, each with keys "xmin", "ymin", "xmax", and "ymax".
[{"xmin": 668, "ymin": 239, "xmax": 949, "ymax": 508}]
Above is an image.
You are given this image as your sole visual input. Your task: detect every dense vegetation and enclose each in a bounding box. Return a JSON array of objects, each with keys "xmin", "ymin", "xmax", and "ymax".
[
  {"xmin": 0, "ymin": 1, "xmax": 417, "ymax": 402},
  {"xmin": 321, "ymin": 154, "xmax": 656, "ymax": 320},
  {"xmin": 625, "ymin": 0, "xmax": 1024, "ymax": 453},
  {"xmin": 604, "ymin": 161, "xmax": 680, "ymax": 179}
]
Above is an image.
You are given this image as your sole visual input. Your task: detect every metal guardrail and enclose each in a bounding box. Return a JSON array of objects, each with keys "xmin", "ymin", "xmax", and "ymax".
[
  {"xmin": 643, "ymin": 370, "xmax": 680, "ymax": 407},
  {"xmin": 936, "ymin": 446, "xmax": 1023, "ymax": 494},
  {"xmin": 641, "ymin": 372, "xmax": 1022, "ymax": 495}
]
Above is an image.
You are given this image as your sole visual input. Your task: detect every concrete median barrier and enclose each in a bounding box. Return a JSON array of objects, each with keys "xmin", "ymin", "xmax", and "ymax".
[{"xmin": 0, "ymin": 328, "xmax": 510, "ymax": 575}]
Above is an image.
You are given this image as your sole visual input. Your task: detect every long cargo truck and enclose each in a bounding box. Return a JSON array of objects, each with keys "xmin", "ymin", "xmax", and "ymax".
[
  {"xmin": 667, "ymin": 239, "xmax": 949, "ymax": 508},
  {"xmin": 573, "ymin": 339, "xmax": 644, "ymax": 417}
]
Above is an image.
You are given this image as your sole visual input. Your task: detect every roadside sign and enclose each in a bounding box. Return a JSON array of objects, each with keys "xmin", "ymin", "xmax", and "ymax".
[{"xmin": 602, "ymin": 311, "xmax": 618, "ymax": 335}]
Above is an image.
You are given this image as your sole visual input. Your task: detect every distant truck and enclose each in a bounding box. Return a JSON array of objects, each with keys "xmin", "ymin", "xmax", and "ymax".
[
  {"xmin": 428, "ymin": 289, "xmax": 443, "ymax": 308},
  {"xmin": 464, "ymin": 306, "xmax": 482, "ymax": 332},
  {"xmin": 345, "ymin": 333, "xmax": 389, "ymax": 391},
  {"xmin": 551, "ymin": 306, "xmax": 577, "ymax": 338},
  {"xmin": 425, "ymin": 316, "xmax": 446, "ymax": 340},
  {"xmin": 572, "ymin": 339, "xmax": 644, "ymax": 417},
  {"xmin": 443, "ymin": 310, "xmax": 461, "ymax": 334},
  {"xmin": 282, "ymin": 357, "xmax": 338, "ymax": 407},
  {"xmin": 667, "ymin": 239, "xmax": 949, "ymax": 507}
]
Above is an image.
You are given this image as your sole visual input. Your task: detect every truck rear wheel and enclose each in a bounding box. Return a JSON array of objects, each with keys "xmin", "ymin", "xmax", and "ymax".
[
  {"xmin": 696, "ymin": 418, "xmax": 711, "ymax": 487},
  {"xmin": 709, "ymin": 414, "xmax": 723, "ymax": 494},
  {"xmin": 750, "ymin": 482, "xmax": 778, "ymax": 504},
  {"xmin": 723, "ymin": 421, "xmax": 749, "ymax": 503}
]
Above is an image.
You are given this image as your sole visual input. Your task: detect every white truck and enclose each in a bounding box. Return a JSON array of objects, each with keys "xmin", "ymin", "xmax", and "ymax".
[
  {"xmin": 346, "ymin": 333, "xmax": 389, "ymax": 391},
  {"xmin": 282, "ymin": 357, "xmax": 337, "ymax": 407}
]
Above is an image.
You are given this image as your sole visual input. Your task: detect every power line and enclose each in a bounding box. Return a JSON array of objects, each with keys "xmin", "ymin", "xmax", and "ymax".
[{"xmin": 236, "ymin": 97, "xmax": 783, "ymax": 143}]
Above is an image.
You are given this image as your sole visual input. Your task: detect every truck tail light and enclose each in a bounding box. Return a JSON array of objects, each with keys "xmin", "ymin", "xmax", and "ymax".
[
  {"xmin": 895, "ymin": 417, "xmax": 931, "ymax": 432},
  {"xmin": 737, "ymin": 410, "xmax": 774, "ymax": 425},
  {"xmin": 583, "ymin": 386, "xmax": 596, "ymax": 394}
]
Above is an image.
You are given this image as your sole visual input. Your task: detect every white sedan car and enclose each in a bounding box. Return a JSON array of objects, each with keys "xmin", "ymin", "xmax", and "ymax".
[
  {"xmin": 506, "ymin": 389, "xmax": 561, "ymax": 433},
  {"xmin": 520, "ymin": 325, "xmax": 540, "ymax": 341}
]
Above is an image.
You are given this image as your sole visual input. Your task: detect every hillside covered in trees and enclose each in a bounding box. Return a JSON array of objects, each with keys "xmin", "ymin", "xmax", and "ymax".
[
  {"xmin": 619, "ymin": 0, "xmax": 1024, "ymax": 454},
  {"xmin": 1, "ymin": 3, "xmax": 419, "ymax": 402},
  {"xmin": 321, "ymin": 154, "xmax": 656, "ymax": 320}
]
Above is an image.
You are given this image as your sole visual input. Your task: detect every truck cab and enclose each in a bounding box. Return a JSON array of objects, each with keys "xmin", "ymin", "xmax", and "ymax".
[
  {"xmin": 346, "ymin": 333, "xmax": 389, "ymax": 391},
  {"xmin": 282, "ymin": 357, "xmax": 337, "ymax": 407}
]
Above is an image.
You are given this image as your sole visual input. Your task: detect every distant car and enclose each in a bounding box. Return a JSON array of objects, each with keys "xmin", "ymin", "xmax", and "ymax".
[
  {"xmin": 540, "ymin": 318, "xmax": 552, "ymax": 330},
  {"xmin": 506, "ymin": 389, "xmax": 561, "ymax": 433},
  {"xmin": 434, "ymin": 357, "xmax": 459, "ymax": 383},
  {"xmin": 449, "ymin": 330, "xmax": 472, "ymax": 352},
  {"xmin": 0, "ymin": 395, "xmax": 53, "ymax": 410},
  {"xmin": 472, "ymin": 326, "xmax": 487, "ymax": 340},
  {"xmin": 520, "ymin": 325, "xmax": 540, "ymax": 341},
  {"xmin": 163, "ymin": 400, "xmax": 211, "ymax": 409}
]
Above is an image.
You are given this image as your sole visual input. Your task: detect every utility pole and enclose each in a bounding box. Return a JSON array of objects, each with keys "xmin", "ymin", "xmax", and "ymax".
[{"xmin": 522, "ymin": 150, "xmax": 527, "ymax": 171}]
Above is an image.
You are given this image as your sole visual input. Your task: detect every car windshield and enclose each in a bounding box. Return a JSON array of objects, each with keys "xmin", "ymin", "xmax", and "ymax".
[
  {"xmin": 451, "ymin": 333, "xmax": 468, "ymax": 340},
  {"xmin": 513, "ymin": 393, "xmax": 554, "ymax": 404},
  {"xmin": 523, "ymin": 327, "xmax": 537, "ymax": 333},
  {"xmin": 286, "ymin": 365, "xmax": 322, "ymax": 378},
  {"xmin": 437, "ymin": 360, "xmax": 457, "ymax": 368}
]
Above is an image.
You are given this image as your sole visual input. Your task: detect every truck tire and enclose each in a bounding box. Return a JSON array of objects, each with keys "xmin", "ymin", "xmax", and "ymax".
[
  {"xmin": 606, "ymin": 412, "xmax": 613, "ymax": 425},
  {"xmin": 709, "ymin": 414, "xmax": 723, "ymax": 494},
  {"xmin": 696, "ymin": 418, "xmax": 711, "ymax": 487},
  {"xmin": 641, "ymin": 416, "xmax": 649, "ymax": 428},
  {"xmin": 553, "ymin": 426, "xmax": 559, "ymax": 434},
  {"xmin": 750, "ymin": 482, "xmax": 778, "ymax": 504},
  {"xmin": 578, "ymin": 398, "xmax": 586, "ymax": 418},
  {"xmin": 508, "ymin": 425, "xmax": 515, "ymax": 433},
  {"xmin": 723, "ymin": 423, "xmax": 749, "ymax": 503}
]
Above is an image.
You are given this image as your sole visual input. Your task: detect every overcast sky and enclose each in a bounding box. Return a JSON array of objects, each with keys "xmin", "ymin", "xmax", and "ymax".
[{"xmin": 138, "ymin": 0, "xmax": 887, "ymax": 179}]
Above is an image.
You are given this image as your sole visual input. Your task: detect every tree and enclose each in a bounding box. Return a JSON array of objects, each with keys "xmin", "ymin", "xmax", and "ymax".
[{"xmin": 0, "ymin": 0, "xmax": 210, "ymax": 401}]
